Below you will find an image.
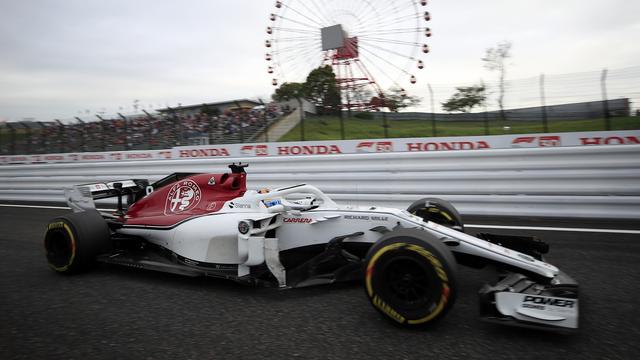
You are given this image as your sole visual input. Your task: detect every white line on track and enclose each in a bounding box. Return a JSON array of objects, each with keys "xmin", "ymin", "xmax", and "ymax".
[
  {"xmin": 0, "ymin": 203, "xmax": 114, "ymax": 212},
  {"xmin": 0, "ymin": 203, "xmax": 70, "ymax": 210},
  {"xmin": 466, "ymin": 224, "xmax": 640, "ymax": 235},
  {"xmin": 1, "ymin": 203, "xmax": 639, "ymax": 235}
]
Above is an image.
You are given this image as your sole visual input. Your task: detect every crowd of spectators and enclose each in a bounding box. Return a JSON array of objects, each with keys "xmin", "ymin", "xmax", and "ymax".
[{"xmin": 0, "ymin": 104, "xmax": 289, "ymax": 155}]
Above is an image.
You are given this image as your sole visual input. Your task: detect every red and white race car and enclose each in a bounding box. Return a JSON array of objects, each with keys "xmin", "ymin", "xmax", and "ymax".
[{"xmin": 44, "ymin": 163, "xmax": 578, "ymax": 330}]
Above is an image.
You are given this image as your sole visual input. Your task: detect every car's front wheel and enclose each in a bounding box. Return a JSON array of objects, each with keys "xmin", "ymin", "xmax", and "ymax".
[{"xmin": 364, "ymin": 228, "xmax": 458, "ymax": 328}]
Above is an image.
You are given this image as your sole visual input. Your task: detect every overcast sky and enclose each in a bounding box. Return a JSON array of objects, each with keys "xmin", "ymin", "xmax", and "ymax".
[{"xmin": 1, "ymin": 0, "xmax": 639, "ymax": 122}]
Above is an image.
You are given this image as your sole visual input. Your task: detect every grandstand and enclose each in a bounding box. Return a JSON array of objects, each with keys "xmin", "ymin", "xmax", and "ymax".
[{"xmin": 0, "ymin": 100, "xmax": 293, "ymax": 155}]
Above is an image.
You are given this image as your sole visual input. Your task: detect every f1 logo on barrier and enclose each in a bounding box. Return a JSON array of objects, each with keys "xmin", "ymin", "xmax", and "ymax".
[
  {"xmin": 159, "ymin": 151, "xmax": 172, "ymax": 159},
  {"xmin": 511, "ymin": 136, "xmax": 561, "ymax": 148},
  {"xmin": 240, "ymin": 144, "xmax": 269, "ymax": 156},
  {"xmin": 356, "ymin": 141, "xmax": 393, "ymax": 153}
]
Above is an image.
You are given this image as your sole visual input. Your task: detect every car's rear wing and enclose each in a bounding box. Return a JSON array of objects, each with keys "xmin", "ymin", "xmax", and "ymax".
[
  {"xmin": 65, "ymin": 179, "xmax": 149, "ymax": 213},
  {"xmin": 82, "ymin": 180, "xmax": 149, "ymax": 200}
]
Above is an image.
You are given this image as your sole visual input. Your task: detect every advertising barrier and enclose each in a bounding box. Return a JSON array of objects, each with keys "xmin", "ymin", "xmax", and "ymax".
[
  {"xmin": 1, "ymin": 130, "xmax": 639, "ymax": 165},
  {"xmin": 0, "ymin": 144, "xmax": 639, "ymax": 218}
]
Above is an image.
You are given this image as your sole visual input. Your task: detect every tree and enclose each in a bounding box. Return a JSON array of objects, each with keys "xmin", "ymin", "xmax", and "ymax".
[
  {"xmin": 271, "ymin": 82, "xmax": 304, "ymax": 102},
  {"xmin": 482, "ymin": 41, "xmax": 512, "ymax": 120},
  {"xmin": 441, "ymin": 84, "xmax": 487, "ymax": 113},
  {"xmin": 383, "ymin": 87, "xmax": 422, "ymax": 112},
  {"xmin": 302, "ymin": 65, "xmax": 341, "ymax": 115}
]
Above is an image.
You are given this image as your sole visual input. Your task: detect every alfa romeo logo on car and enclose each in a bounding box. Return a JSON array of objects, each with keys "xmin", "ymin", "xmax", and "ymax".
[{"xmin": 165, "ymin": 179, "xmax": 202, "ymax": 215}]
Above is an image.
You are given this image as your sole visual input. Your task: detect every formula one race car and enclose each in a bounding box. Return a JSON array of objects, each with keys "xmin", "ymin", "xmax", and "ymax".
[{"xmin": 44, "ymin": 163, "xmax": 578, "ymax": 330}]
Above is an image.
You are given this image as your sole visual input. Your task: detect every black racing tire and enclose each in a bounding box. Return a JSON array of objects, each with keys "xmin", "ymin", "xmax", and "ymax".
[
  {"xmin": 407, "ymin": 197, "xmax": 464, "ymax": 232},
  {"xmin": 44, "ymin": 210, "xmax": 111, "ymax": 274},
  {"xmin": 364, "ymin": 229, "xmax": 457, "ymax": 328}
]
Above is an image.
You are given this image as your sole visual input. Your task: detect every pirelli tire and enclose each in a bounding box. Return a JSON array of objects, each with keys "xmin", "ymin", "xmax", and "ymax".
[
  {"xmin": 44, "ymin": 210, "xmax": 111, "ymax": 274},
  {"xmin": 407, "ymin": 197, "xmax": 464, "ymax": 232},
  {"xmin": 364, "ymin": 229, "xmax": 458, "ymax": 328}
]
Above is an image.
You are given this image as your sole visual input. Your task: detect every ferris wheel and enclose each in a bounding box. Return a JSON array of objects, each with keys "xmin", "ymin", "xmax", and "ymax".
[{"xmin": 266, "ymin": 0, "xmax": 431, "ymax": 110}]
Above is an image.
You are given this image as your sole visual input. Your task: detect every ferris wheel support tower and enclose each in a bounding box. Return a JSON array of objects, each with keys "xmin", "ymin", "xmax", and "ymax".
[{"xmin": 321, "ymin": 24, "xmax": 384, "ymax": 111}]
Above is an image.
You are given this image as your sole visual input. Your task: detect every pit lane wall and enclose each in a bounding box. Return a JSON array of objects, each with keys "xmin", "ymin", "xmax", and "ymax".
[{"xmin": 1, "ymin": 130, "xmax": 639, "ymax": 219}]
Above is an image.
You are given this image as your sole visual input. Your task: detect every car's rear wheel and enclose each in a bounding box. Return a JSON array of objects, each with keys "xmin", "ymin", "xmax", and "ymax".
[
  {"xmin": 407, "ymin": 197, "xmax": 464, "ymax": 232},
  {"xmin": 364, "ymin": 229, "xmax": 458, "ymax": 328},
  {"xmin": 44, "ymin": 210, "xmax": 111, "ymax": 274}
]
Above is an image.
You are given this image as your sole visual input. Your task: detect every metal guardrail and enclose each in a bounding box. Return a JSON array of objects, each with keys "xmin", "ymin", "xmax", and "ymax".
[{"xmin": 0, "ymin": 145, "xmax": 639, "ymax": 218}]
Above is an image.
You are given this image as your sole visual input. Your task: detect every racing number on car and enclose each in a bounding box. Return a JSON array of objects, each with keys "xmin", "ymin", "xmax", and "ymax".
[{"xmin": 165, "ymin": 180, "xmax": 202, "ymax": 215}]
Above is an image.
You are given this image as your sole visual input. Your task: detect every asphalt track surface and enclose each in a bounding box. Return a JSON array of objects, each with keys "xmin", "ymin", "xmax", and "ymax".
[{"xmin": 1, "ymin": 205, "xmax": 639, "ymax": 360}]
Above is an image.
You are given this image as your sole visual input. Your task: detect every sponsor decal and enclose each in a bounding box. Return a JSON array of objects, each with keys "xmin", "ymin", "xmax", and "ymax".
[
  {"xmin": 178, "ymin": 148, "xmax": 230, "ymax": 158},
  {"xmin": 255, "ymin": 144, "xmax": 269, "ymax": 156},
  {"xmin": 206, "ymin": 202, "xmax": 218, "ymax": 210},
  {"xmin": 283, "ymin": 217, "xmax": 313, "ymax": 223},
  {"xmin": 522, "ymin": 295, "xmax": 576, "ymax": 309},
  {"xmin": 580, "ymin": 135, "xmax": 640, "ymax": 146},
  {"xmin": 164, "ymin": 179, "xmax": 202, "ymax": 214},
  {"xmin": 207, "ymin": 177, "xmax": 216, "ymax": 185},
  {"xmin": 343, "ymin": 214, "xmax": 388, "ymax": 221},
  {"xmin": 356, "ymin": 141, "xmax": 393, "ymax": 153},
  {"xmin": 47, "ymin": 221, "xmax": 65, "ymax": 230},
  {"xmin": 277, "ymin": 144, "xmax": 342, "ymax": 156},
  {"xmin": 406, "ymin": 141, "xmax": 490, "ymax": 152},
  {"xmin": 511, "ymin": 136, "xmax": 561, "ymax": 148},
  {"xmin": 240, "ymin": 144, "xmax": 269, "ymax": 156},
  {"xmin": 159, "ymin": 151, "xmax": 172, "ymax": 159},
  {"xmin": 91, "ymin": 183, "xmax": 107, "ymax": 191},
  {"xmin": 372, "ymin": 295, "xmax": 406, "ymax": 323},
  {"xmin": 81, "ymin": 154, "xmax": 106, "ymax": 160},
  {"xmin": 229, "ymin": 202, "xmax": 251, "ymax": 209},
  {"xmin": 209, "ymin": 263, "xmax": 237, "ymax": 271},
  {"xmin": 126, "ymin": 153, "xmax": 152, "ymax": 159}
]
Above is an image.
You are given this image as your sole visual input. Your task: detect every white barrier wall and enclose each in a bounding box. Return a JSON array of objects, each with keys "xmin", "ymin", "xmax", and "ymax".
[
  {"xmin": 1, "ymin": 143, "xmax": 639, "ymax": 219},
  {"xmin": 2, "ymin": 130, "xmax": 639, "ymax": 165}
]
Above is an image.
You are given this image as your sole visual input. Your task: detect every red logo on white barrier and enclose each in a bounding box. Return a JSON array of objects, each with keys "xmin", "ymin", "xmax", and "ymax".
[
  {"xmin": 406, "ymin": 141, "xmax": 490, "ymax": 152},
  {"xmin": 580, "ymin": 136, "xmax": 639, "ymax": 146},
  {"xmin": 511, "ymin": 136, "xmax": 561, "ymax": 148},
  {"xmin": 159, "ymin": 151, "xmax": 172, "ymax": 159},
  {"xmin": 179, "ymin": 148, "xmax": 230, "ymax": 158},
  {"xmin": 277, "ymin": 144, "xmax": 342, "ymax": 156},
  {"xmin": 241, "ymin": 144, "xmax": 269, "ymax": 156},
  {"xmin": 356, "ymin": 141, "xmax": 393, "ymax": 153}
]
